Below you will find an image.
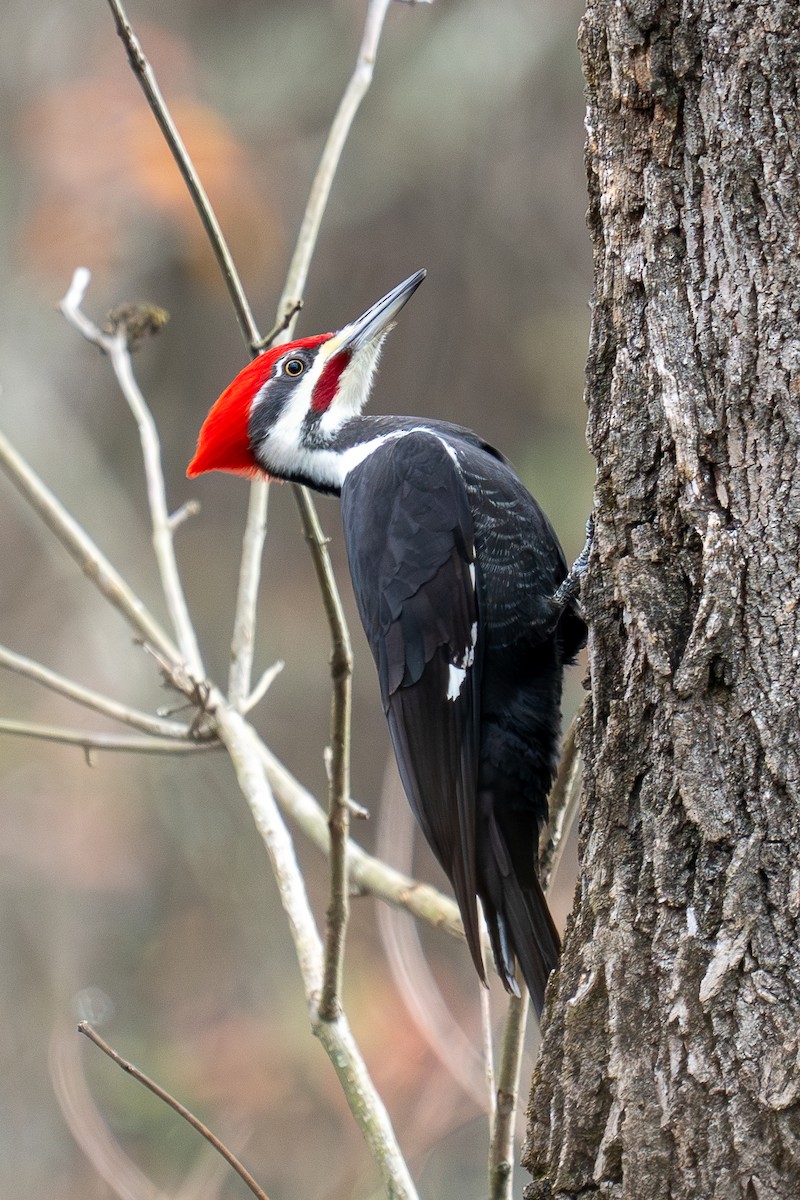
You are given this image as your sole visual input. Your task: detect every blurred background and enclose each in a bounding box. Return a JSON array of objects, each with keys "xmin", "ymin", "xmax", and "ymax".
[{"xmin": 0, "ymin": 1, "xmax": 593, "ymax": 1196}]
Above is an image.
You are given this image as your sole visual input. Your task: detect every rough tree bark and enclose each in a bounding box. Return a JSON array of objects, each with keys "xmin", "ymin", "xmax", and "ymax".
[{"xmin": 524, "ymin": 3, "xmax": 800, "ymax": 1198}]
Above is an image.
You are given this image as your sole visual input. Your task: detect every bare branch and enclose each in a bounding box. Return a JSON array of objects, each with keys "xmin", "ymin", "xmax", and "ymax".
[
  {"xmin": 218, "ymin": 708, "xmax": 325, "ymax": 988},
  {"xmin": 78, "ymin": 1022, "xmax": 271, "ymax": 1200},
  {"xmin": 480, "ymin": 983, "xmax": 497, "ymax": 1122},
  {"xmin": 278, "ymin": 0, "xmax": 394, "ymax": 312},
  {"xmin": 314, "ymin": 1014, "xmax": 419, "ymax": 1200},
  {"xmin": 230, "ymin": 0, "xmax": 397, "ymax": 709},
  {"xmin": 269, "ymin": 0, "xmax": 398, "ymax": 1022},
  {"xmin": 50, "ymin": 1021, "xmax": 162, "ymax": 1200},
  {"xmin": 539, "ymin": 705, "xmax": 585, "ymax": 894},
  {"xmin": 215, "ymin": 705, "xmax": 419, "ymax": 1200},
  {"xmin": 107, "ymin": 330, "xmax": 204, "ymax": 677},
  {"xmin": 106, "ymin": 0, "xmax": 398, "ymax": 1006},
  {"xmin": 485, "ymin": 707, "xmax": 585, "ymax": 1197},
  {"xmin": 0, "ymin": 644, "xmax": 197, "ymax": 740},
  {"xmin": 59, "ymin": 270, "xmax": 205, "ymax": 679},
  {"xmin": 255, "ymin": 299, "xmax": 304, "ymax": 353},
  {"xmin": 488, "ymin": 989, "xmax": 528, "ymax": 1200},
  {"xmin": 0, "ymin": 428, "xmax": 181, "ymax": 671},
  {"xmin": 59, "ymin": 267, "xmax": 100, "ymax": 343},
  {"xmin": 105, "ymin": 0, "xmax": 261, "ymax": 351},
  {"xmin": 0, "ymin": 719, "xmax": 219, "ymax": 757},
  {"xmin": 227, "ymin": 480, "xmax": 270, "ymax": 707},
  {"xmin": 100, "ymin": 0, "xmax": 266, "ymax": 705},
  {"xmin": 294, "ymin": 490, "xmax": 353, "ymax": 1020}
]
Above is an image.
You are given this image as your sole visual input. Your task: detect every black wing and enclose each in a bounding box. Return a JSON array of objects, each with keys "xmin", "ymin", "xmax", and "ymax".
[{"xmin": 341, "ymin": 432, "xmax": 487, "ymax": 979}]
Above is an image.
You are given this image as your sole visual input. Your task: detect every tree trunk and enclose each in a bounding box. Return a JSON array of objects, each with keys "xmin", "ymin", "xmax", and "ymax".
[{"xmin": 523, "ymin": 3, "xmax": 800, "ymax": 1197}]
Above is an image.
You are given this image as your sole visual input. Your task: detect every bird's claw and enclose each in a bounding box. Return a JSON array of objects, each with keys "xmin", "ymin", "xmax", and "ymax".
[{"xmin": 552, "ymin": 514, "xmax": 594, "ymax": 611}]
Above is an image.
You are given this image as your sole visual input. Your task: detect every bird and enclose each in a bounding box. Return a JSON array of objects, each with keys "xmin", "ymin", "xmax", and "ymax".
[{"xmin": 188, "ymin": 270, "xmax": 589, "ymax": 1014}]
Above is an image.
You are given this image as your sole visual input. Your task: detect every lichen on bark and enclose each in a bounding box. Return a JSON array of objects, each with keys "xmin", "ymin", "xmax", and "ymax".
[{"xmin": 523, "ymin": 3, "xmax": 800, "ymax": 1198}]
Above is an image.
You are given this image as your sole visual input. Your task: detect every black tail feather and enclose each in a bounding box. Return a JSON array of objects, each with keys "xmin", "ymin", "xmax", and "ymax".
[
  {"xmin": 484, "ymin": 872, "xmax": 560, "ymax": 1014},
  {"xmin": 479, "ymin": 805, "xmax": 561, "ymax": 1014}
]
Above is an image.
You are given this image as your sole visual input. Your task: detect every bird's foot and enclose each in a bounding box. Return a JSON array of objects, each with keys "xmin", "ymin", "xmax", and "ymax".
[{"xmin": 552, "ymin": 514, "xmax": 594, "ymax": 611}]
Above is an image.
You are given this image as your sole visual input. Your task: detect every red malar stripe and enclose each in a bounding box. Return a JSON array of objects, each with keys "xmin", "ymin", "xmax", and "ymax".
[{"xmin": 312, "ymin": 350, "xmax": 351, "ymax": 412}]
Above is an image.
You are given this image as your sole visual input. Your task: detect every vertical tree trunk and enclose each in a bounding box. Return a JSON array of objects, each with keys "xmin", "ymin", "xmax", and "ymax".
[{"xmin": 524, "ymin": 3, "xmax": 800, "ymax": 1197}]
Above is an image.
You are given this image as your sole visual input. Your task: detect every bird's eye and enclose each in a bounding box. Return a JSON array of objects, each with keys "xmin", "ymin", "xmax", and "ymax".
[{"xmin": 284, "ymin": 358, "xmax": 305, "ymax": 377}]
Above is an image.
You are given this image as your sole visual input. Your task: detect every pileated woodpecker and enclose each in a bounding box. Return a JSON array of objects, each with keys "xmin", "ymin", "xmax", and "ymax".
[{"xmin": 188, "ymin": 271, "xmax": 589, "ymax": 1013}]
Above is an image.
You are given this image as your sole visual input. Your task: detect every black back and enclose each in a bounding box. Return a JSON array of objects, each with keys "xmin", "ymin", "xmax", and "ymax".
[{"xmin": 340, "ymin": 423, "xmax": 585, "ymax": 1010}]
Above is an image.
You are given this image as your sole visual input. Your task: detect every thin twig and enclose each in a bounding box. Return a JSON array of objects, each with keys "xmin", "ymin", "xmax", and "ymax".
[
  {"xmin": 228, "ymin": 481, "xmax": 270, "ymax": 708},
  {"xmin": 50, "ymin": 1022, "xmax": 163, "ymax": 1200},
  {"xmin": 108, "ymin": 330, "xmax": 204, "ymax": 677},
  {"xmin": 105, "ymin": 0, "xmax": 261, "ymax": 352},
  {"xmin": 0, "ymin": 644, "xmax": 198, "ymax": 740},
  {"xmin": 52, "ymin": 1018, "xmax": 239, "ymax": 1200},
  {"xmin": 480, "ymin": 948, "xmax": 497, "ymax": 1123},
  {"xmin": 99, "ymin": 0, "xmax": 266, "ymax": 708},
  {"xmin": 240, "ymin": 659, "xmax": 285, "ymax": 716},
  {"xmin": 0, "ymin": 719, "xmax": 220, "ymax": 757},
  {"xmin": 230, "ymin": 0, "xmax": 396, "ymax": 708},
  {"xmin": 168, "ymin": 499, "xmax": 200, "ymax": 532},
  {"xmin": 255, "ymin": 299, "xmax": 304, "ymax": 353},
  {"xmin": 295, "ymin": 492, "xmax": 353, "ymax": 1020},
  {"xmin": 0, "ymin": 428, "xmax": 182, "ymax": 672},
  {"xmin": 278, "ymin": 0, "xmax": 394, "ymax": 314},
  {"xmin": 215, "ymin": 706, "xmax": 419, "ymax": 1200},
  {"xmin": 485, "ymin": 706, "xmax": 585, "ymax": 1198},
  {"xmin": 78, "ymin": 1022, "xmax": 271, "ymax": 1200},
  {"xmin": 488, "ymin": 989, "xmax": 528, "ymax": 1200},
  {"xmin": 278, "ymin": 0, "xmax": 398, "ymax": 1022},
  {"xmin": 539, "ymin": 704, "xmax": 585, "ymax": 894},
  {"xmin": 58, "ymin": 270, "xmax": 205, "ymax": 679}
]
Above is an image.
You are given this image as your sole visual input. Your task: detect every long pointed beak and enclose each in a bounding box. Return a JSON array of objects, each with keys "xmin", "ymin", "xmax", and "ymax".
[{"xmin": 330, "ymin": 269, "xmax": 426, "ymax": 355}]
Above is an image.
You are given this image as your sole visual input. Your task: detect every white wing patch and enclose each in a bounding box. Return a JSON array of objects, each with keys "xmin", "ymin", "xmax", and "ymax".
[
  {"xmin": 446, "ymin": 621, "xmax": 478, "ymax": 702},
  {"xmin": 447, "ymin": 664, "xmax": 468, "ymax": 701}
]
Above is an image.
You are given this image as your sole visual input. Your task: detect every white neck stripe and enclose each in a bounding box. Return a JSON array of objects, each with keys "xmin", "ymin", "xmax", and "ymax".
[{"xmin": 260, "ymin": 425, "xmax": 458, "ymax": 492}]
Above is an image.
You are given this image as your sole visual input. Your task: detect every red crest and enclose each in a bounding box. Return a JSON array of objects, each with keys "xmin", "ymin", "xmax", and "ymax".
[{"xmin": 187, "ymin": 334, "xmax": 330, "ymax": 478}]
